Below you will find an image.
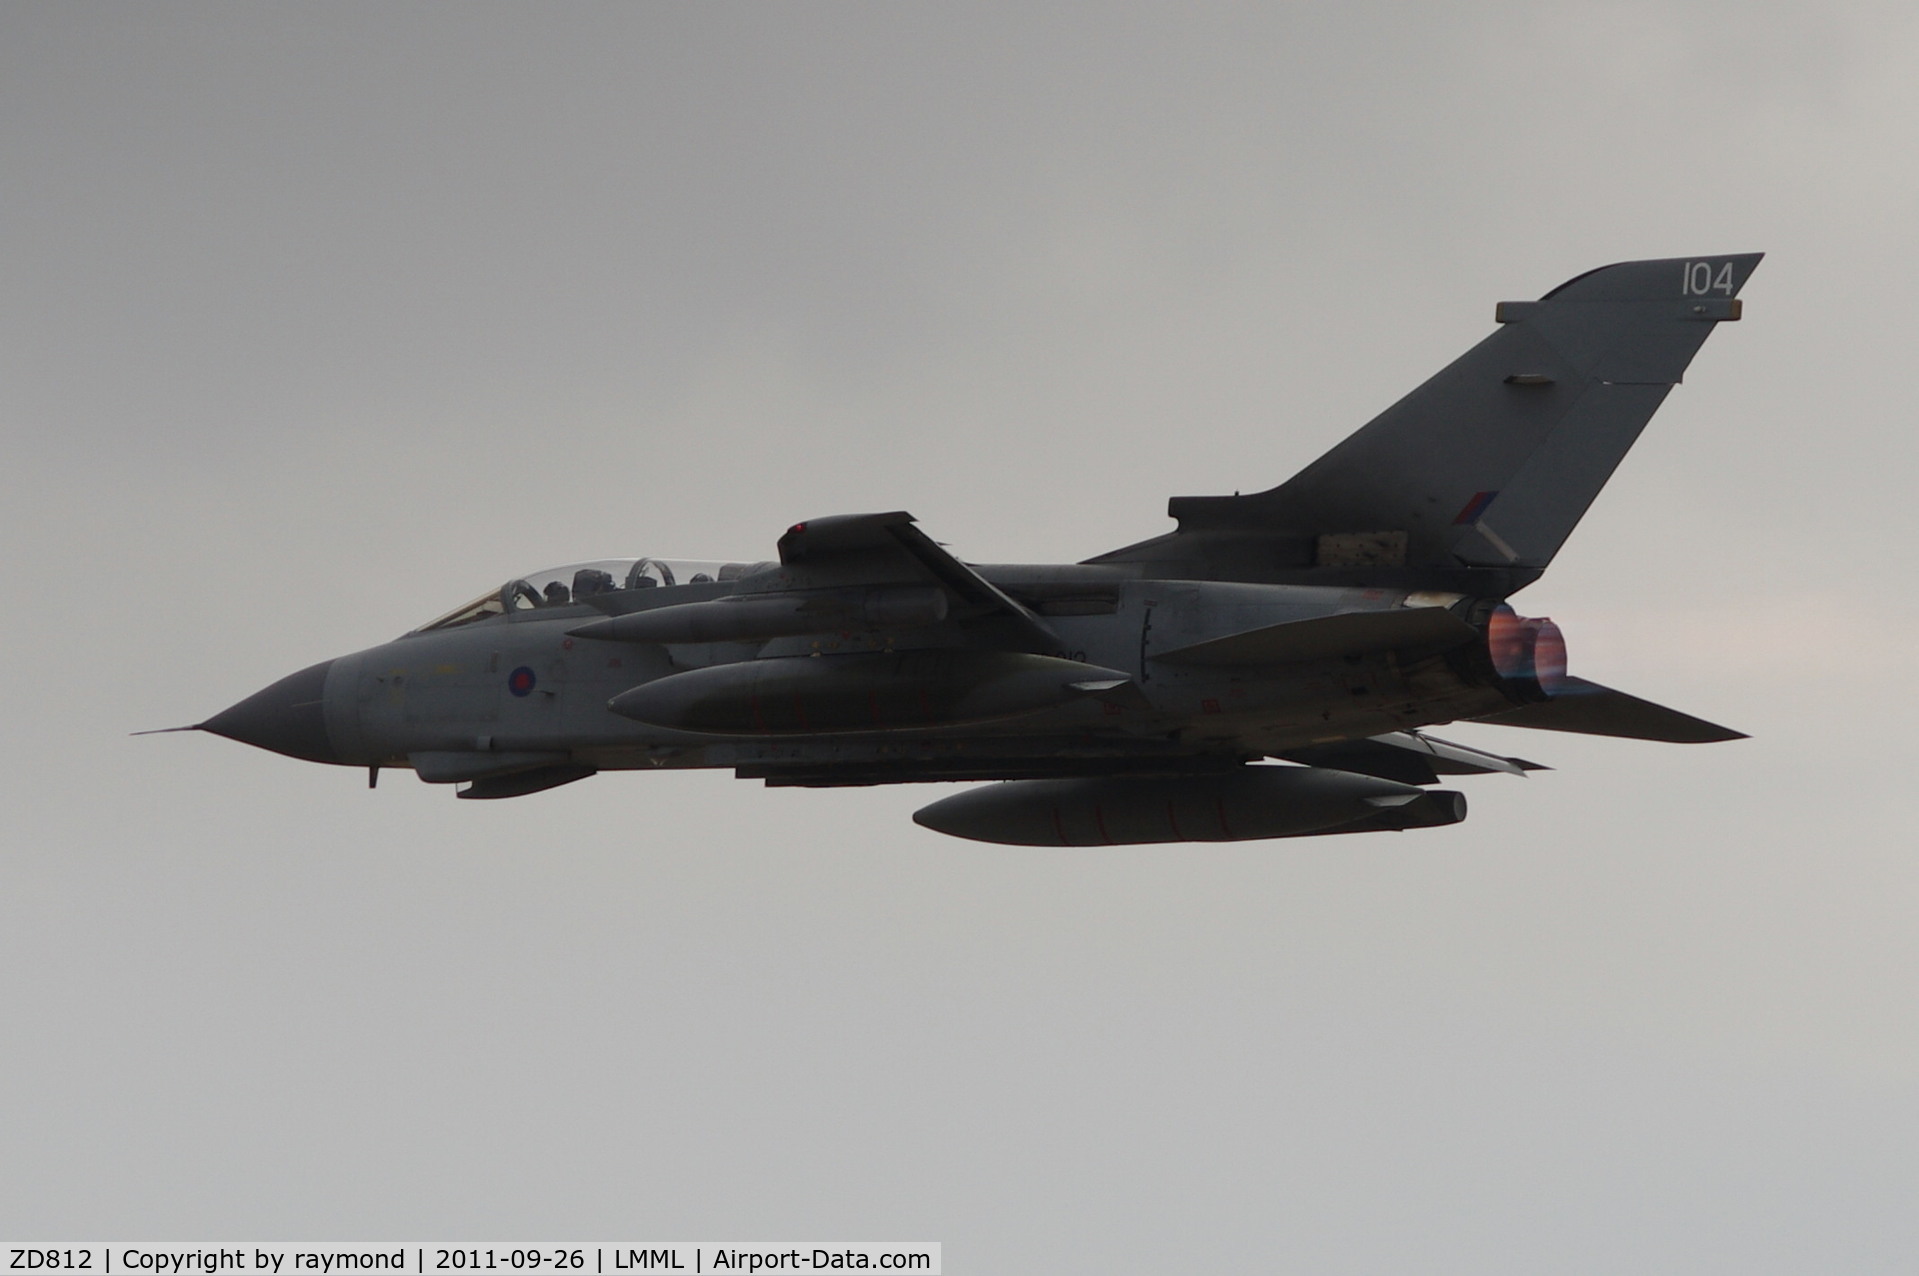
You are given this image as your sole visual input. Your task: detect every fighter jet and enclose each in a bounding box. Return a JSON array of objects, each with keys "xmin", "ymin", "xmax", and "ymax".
[{"xmin": 184, "ymin": 254, "xmax": 1758, "ymax": 844}]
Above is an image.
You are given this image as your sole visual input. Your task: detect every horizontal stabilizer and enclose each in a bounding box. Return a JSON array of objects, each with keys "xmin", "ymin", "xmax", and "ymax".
[
  {"xmin": 1152, "ymin": 606, "xmax": 1474, "ymax": 666},
  {"xmin": 1472, "ymin": 676, "xmax": 1746, "ymax": 743}
]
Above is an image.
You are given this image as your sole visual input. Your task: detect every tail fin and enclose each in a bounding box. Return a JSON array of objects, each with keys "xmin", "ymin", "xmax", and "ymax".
[{"xmin": 1095, "ymin": 254, "xmax": 1760, "ymax": 576}]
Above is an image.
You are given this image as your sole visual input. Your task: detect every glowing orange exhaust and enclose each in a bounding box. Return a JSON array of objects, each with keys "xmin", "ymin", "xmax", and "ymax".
[{"xmin": 1486, "ymin": 603, "xmax": 1568, "ymax": 698}]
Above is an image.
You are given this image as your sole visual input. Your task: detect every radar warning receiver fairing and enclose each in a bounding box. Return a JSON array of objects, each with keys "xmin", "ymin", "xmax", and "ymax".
[{"xmin": 184, "ymin": 255, "xmax": 1758, "ymax": 844}]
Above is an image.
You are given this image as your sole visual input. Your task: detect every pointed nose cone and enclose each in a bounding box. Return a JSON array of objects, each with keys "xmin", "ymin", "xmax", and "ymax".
[{"xmin": 203, "ymin": 659, "xmax": 340, "ymax": 763}]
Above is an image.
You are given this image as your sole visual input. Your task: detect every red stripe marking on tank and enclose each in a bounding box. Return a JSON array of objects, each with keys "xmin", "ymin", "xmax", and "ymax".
[
  {"xmin": 1094, "ymin": 803, "xmax": 1111, "ymax": 845},
  {"xmin": 791, "ymin": 693, "xmax": 808, "ymax": 731},
  {"xmin": 919, "ymin": 686, "xmax": 933, "ymax": 723},
  {"xmin": 1051, "ymin": 805, "xmax": 1068, "ymax": 846},
  {"xmin": 1215, "ymin": 797, "xmax": 1234, "ymax": 838},
  {"xmin": 750, "ymin": 695, "xmax": 767, "ymax": 734},
  {"xmin": 1166, "ymin": 799, "xmax": 1184, "ymax": 841},
  {"xmin": 868, "ymin": 688, "xmax": 883, "ymax": 727}
]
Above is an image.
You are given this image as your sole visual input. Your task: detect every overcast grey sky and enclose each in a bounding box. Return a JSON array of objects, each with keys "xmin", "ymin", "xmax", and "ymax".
[{"xmin": 4, "ymin": 4, "xmax": 1917, "ymax": 1270}]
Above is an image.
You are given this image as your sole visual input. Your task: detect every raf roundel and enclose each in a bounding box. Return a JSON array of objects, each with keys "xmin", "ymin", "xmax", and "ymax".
[{"xmin": 507, "ymin": 666, "xmax": 537, "ymax": 697}]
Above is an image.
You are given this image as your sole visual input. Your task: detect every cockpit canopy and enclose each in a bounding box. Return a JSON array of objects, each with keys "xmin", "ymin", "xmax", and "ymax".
[{"xmin": 415, "ymin": 558, "xmax": 759, "ymax": 633}]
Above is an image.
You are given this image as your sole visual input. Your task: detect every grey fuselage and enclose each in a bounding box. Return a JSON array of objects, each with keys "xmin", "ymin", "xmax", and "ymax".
[{"xmin": 230, "ymin": 562, "xmax": 1516, "ymax": 792}]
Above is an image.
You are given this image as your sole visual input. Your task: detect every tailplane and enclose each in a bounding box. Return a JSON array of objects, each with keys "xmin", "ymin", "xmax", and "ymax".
[{"xmin": 1472, "ymin": 675, "xmax": 1745, "ymax": 743}]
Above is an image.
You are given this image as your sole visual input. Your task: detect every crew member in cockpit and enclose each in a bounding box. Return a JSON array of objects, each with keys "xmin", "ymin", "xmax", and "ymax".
[{"xmin": 573, "ymin": 567, "xmax": 616, "ymax": 597}]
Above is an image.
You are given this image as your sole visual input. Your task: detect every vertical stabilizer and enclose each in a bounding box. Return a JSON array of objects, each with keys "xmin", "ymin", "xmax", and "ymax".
[{"xmin": 1095, "ymin": 254, "xmax": 1760, "ymax": 577}]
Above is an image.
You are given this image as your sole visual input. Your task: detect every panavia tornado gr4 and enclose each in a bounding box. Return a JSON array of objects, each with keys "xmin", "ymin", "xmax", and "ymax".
[{"xmin": 187, "ymin": 254, "xmax": 1758, "ymax": 845}]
